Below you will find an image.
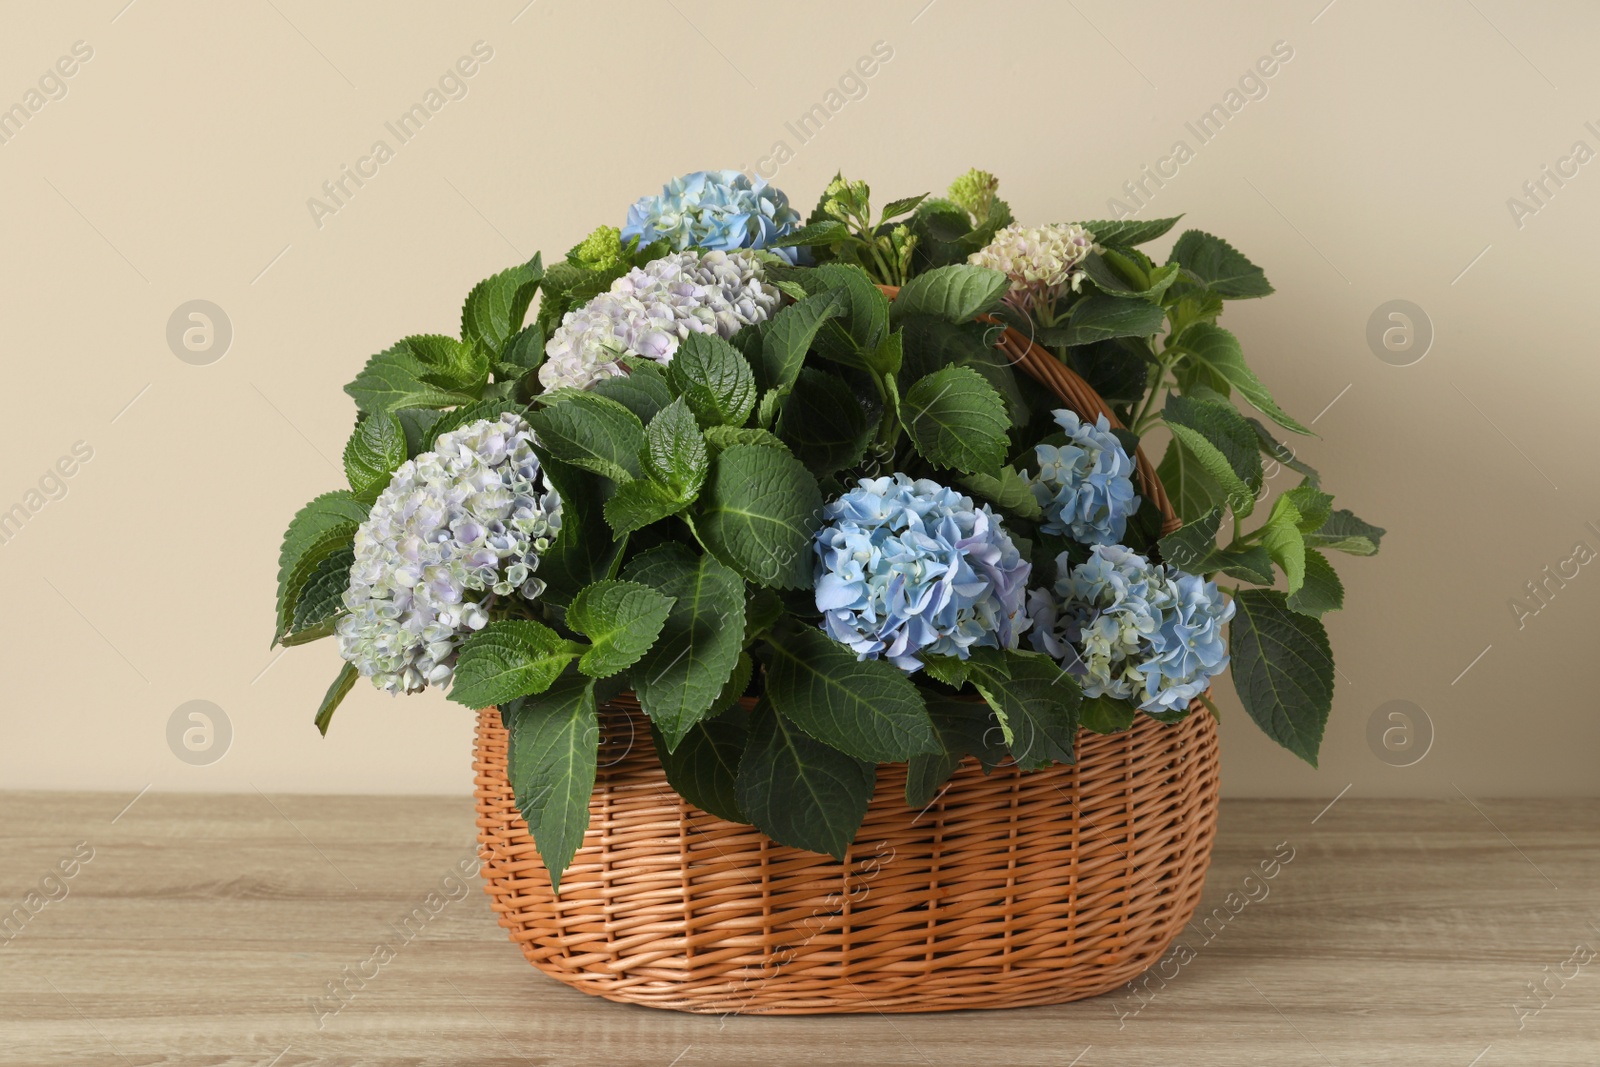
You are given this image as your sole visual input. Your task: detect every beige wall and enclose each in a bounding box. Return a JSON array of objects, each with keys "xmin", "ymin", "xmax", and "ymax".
[{"xmin": 2, "ymin": 0, "xmax": 1596, "ymax": 798}]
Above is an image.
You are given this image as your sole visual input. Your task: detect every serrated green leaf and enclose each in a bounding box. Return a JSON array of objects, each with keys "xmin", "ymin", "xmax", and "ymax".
[
  {"xmin": 602, "ymin": 477, "xmax": 684, "ymax": 536},
  {"xmin": 1306, "ymin": 508, "xmax": 1385, "ymax": 555},
  {"xmin": 669, "ymin": 332, "xmax": 758, "ymax": 427},
  {"xmin": 698, "ymin": 444, "xmax": 823, "ymax": 589},
  {"xmin": 1080, "ymin": 693, "xmax": 1137, "ymax": 734},
  {"xmin": 776, "ymin": 368, "xmax": 871, "ymax": 476},
  {"xmin": 1168, "ymin": 230, "xmax": 1273, "ymax": 299},
  {"xmin": 735, "ymin": 698, "xmax": 876, "ymax": 860},
  {"xmin": 918, "ymin": 654, "xmax": 971, "ymax": 689},
  {"xmin": 1211, "ymin": 542, "xmax": 1276, "ymax": 584},
  {"xmin": 344, "ymin": 335, "xmax": 484, "ymax": 414},
  {"xmin": 1164, "ymin": 393, "xmax": 1263, "ymax": 515},
  {"xmin": 905, "ymin": 697, "xmax": 1006, "ymax": 807},
  {"xmin": 527, "ymin": 392, "xmax": 645, "ymax": 483},
  {"xmin": 757, "ymin": 288, "xmax": 846, "ymax": 395},
  {"xmin": 566, "ymin": 580, "xmax": 675, "ymax": 678},
  {"xmin": 590, "ymin": 365, "xmax": 673, "ymax": 423},
  {"xmin": 801, "ymin": 264, "xmax": 889, "ymax": 364},
  {"xmin": 967, "ymin": 650, "xmax": 1082, "ymax": 769},
  {"xmin": 499, "ymin": 323, "xmax": 545, "ymax": 375},
  {"xmin": 1082, "ymin": 250, "xmax": 1180, "ymax": 300},
  {"xmin": 1288, "ymin": 549, "xmax": 1344, "ymax": 618},
  {"xmin": 1248, "ymin": 417, "xmax": 1320, "ymax": 488},
  {"xmin": 889, "ymin": 264, "xmax": 1009, "ymax": 325},
  {"xmin": 959, "ymin": 466, "xmax": 1044, "ymax": 520},
  {"xmin": 505, "ymin": 670, "xmax": 599, "ymax": 893},
  {"xmin": 763, "ymin": 627, "xmax": 937, "ymax": 763},
  {"xmin": 771, "ymin": 220, "xmax": 851, "ymax": 248},
  {"xmin": 1049, "ymin": 294, "xmax": 1167, "ymax": 346},
  {"xmin": 624, "ymin": 546, "xmax": 746, "ymax": 749},
  {"xmin": 879, "ymin": 193, "xmax": 929, "ymax": 223},
  {"xmin": 448, "ymin": 620, "xmax": 582, "ymax": 708},
  {"xmin": 643, "ymin": 398, "xmax": 709, "ymax": 500},
  {"xmin": 462, "ymin": 253, "xmax": 544, "ymax": 354},
  {"xmin": 1284, "ymin": 485, "xmax": 1334, "ymax": 533},
  {"xmin": 1230, "ymin": 589, "xmax": 1334, "ymax": 765},
  {"xmin": 274, "ymin": 491, "xmax": 369, "ymax": 645},
  {"xmin": 342, "ymin": 413, "xmax": 406, "ymax": 501},
  {"xmin": 533, "ymin": 454, "xmax": 622, "ymax": 605},
  {"xmin": 651, "ymin": 711, "xmax": 748, "ymax": 822},
  {"xmin": 314, "ymin": 662, "xmax": 359, "ymax": 736},
  {"xmin": 1177, "ymin": 324, "xmax": 1310, "ymax": 435},
  {"xmin": 901, "ymin": 365, "xmax": 1009, "ymax": 475},
  {"xmin": 1075, "ymin": 216, "xmax": 1183, "ymax": 247},
  {"xmin": 283, "ymin": 546, "xmax": 353, "ymax": 644},
  {"xmin": 1157, "ymin": 435, "xmax": 1224, "ymax": 524},
  {"xmin": 711, "ymin": 649, "xmax": 755, "ymax": 715},
  {"xmin": 1259, "ymin": 492, "xmax": 1307, "ymax": 594},
  {"xmin": 704, "ymin": 425, "xmax": 789, "ymax": 454},
  {"xmin": 1158, "ymin": 507, "xmax": 1223, "ymax": 572}
]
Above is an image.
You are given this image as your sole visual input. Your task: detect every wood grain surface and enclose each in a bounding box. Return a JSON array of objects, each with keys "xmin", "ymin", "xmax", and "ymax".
[{"xmin": 0, "ymin": 791, "xmax": 1595, "ymax": 1065}]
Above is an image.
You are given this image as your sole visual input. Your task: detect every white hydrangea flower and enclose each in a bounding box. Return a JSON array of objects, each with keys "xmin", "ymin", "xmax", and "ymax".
[
  {"xmin": 538, "ymin": 249, "xmax": 781, "ymax": 392},
  {"xmin": 968, "ymin": 223, "xmax": 1099, "ymax": 314},
  {"xmin": 335, "ymin": 413, "xmax": 562, "ymax": 695}
]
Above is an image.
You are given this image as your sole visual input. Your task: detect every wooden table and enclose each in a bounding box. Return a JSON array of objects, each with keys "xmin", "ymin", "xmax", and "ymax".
[{"xmin": 1, "ymin": 793, "xmax": 1595, "ymax": 1065}]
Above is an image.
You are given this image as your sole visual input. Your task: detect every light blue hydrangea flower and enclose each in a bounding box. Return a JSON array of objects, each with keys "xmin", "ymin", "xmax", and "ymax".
[
  {"xmin": 1027, "ymin": 545, "xmax": 1234, "ymax": 716},
  {"xmin": 336, "ymin": 413, "xmax": 562, "ymax": 695},
  {"xmin": 814, "ymin": 474, "xmax": 1031, "ymax": 672},
  {"xmin": 539, "ymin": 249, "xmax": 781, "ymax": 393},
  {"xmin": 1027, "ymin": 410, "xmax": 1139, "ymax": 545},
  {"xmin": 623, "ymin": 170, "xmax": 803, "ymax": 262}
]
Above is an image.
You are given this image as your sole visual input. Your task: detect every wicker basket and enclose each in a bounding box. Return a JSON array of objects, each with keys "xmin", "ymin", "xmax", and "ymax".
[{"xmin": 472, "ymin": 313, "xmax": 1221, "ymax": 1014}]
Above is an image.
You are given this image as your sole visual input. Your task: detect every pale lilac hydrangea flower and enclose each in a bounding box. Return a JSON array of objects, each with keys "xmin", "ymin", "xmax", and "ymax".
[
  {"xmin": 336, "ymin": 413, "xmax": 562, "ymax": 695},
  {"xmin": 969, "ymin": 222, "xmax": 1099, "ymax": 315}
]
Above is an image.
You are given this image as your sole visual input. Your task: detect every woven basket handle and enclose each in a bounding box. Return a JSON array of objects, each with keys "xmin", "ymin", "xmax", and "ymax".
[{"xmin": 876, "ymin": 285, "xmax": 1181, "ymax": 536}]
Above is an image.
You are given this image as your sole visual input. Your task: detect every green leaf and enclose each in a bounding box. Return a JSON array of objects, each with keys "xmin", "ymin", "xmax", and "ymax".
[
  {"xmin": 771, "ymin": 220, "xmax": 851, "ymax": 248},
  {"xmin": 889, "ymin": 264, "xmax": 1009, "ymax": 324},
  {"xmin": 342, "ymin": 413, "xmax": 406, "ymax": 502},
  {"xmin": 669, "ymin": 332, "xmax": 757, "ymax": 427},
  {"xmin": 967, "ymin": 650, "xmax": 1082, "ymax": 769},
  {"xmin": 314, "ymin": 662, "xmax": 359, "ymax": 736},
  {"xmin": 448, "ymin": 620, "xmax": 582, "ymax": 708},
  {"xmin": 1230, "ymin": 589, "xmax": 1334, "ymax": 766},
  {"xmin": 624, "ymin": 546, "xmax": 746, "ymax": 749},
  {"xmin": 526, "ymin": 392, "xmax": 645, "ymax": 482},
  {"xmin": 905, "ymin": 698, "xmax": 1006, "ymax": 807},
  {"xmin": 959, "ymin": 465, "xmax": 1043, "ymax": 520},
  {"xmin": 602, "ymin": 477, "xmax": 684, "ymax": 537},
  {"xmin": 1288, "ymin": 549, "xmax": 1344, "ymax": 618},
  {"xmin": 566, "ymin": 580, "xmax": 675, "ymax": 679},
  {"xmin": 776, "ymin": 368, "xmax": 871, "ymax": 476},
  {"xmin": 704, "ymin": 425, "xmax": 790, "ymax": 454},
  {"xmin": 803, "ymin": 264, "xmax": 889, "ymax": 363},
  {"xmin": 1248, "ymin": 417, "xmax": 1320, "ymax": 488},
  {"xmin": 1075, "ymin": 216, "xmax": 1183, "ymax": 247},
  {"xmin": 1168, "ymin": 230, "xmax": 1273, "ymax": 299},
  {"xmin": 499, "ymin": 323, "xmax": 545, "ymax": 374},
  {"xmin": 1157, "ymin": 435, "xmax": 1224, "ymax": 523},
  {"xmin": 918, "ymin": 654, "xmax": 971, "ymax": 689},
  {"xmin": 533, "ymin": 455, "xmax": 622, "ymax": 604},
  {"xmin": 1284, "ymin": 486, "xmax": 1334, "ymax": 533},
  {"xmin": 1163, "ymin": 393, "xmax": 1263, "ymax": 514},
  {"xmin": 651, "ymin": 712, "xmax": 747, "ymax": 822},
  {"xmin": 505, "ymin": 670, "xmax": 599, "ymax": 893},
  {"xmin": 344, "ymin": 335, "xmax": 484, "ymax": 414},
  {"xmin": 763, "ymin": 627, "xmax": 937, "ymax": 763},
  {"xmin": 425, "ymin": 397, "xmax": 529, "ymax": 442},
  {"xmin": 283, "ymin": 547, "xmax": 353, "ymax": 644},
  {"xmin": 274, "ymin": 491, "xmax": 369, "ymax": 645},
  {"xmin": 462, "ymin": 253, "xmax": 544, "ymax": 354},
  {"xmin": 1210, "ymin": 542, "xmax": 1275, "ymax": 584},
  {"xmin": 1080, "ymin": 693, "xmax": 1137, "ymax": 734},
  {"xmin": 1158, "ymin": 506, "xmax": 1223, "ymax": 572},
  {"xmin": 1177, "ymin": 324, "xmax": 1310, "ymax": 435},
  {"xmin": 590, "ymin": 366, "xmax": 672, "ymax": 423},
  {"xmin": 1259, "ymin": 492, "xmax": 1307, "ymax": 594},
  {"xmin": 735, "ymin": 698, "xmax": 875, "ymax": 860},
  {"xmin": 711, "ymin": 649, "xmax": 755, "ymax": 714},
  {"xmin": 1306, "ymin": 509, "xmax": 1385, "ymax": 556},
  {"xmin": 1050, "ymin": 294, "xmax": 1166, "ymax": 346},
  {"xmin": 901, "ymin": 365, "xmax": 1009, "ymax": 475},
  {"xmin": 698, "ymin": 444, "xmax": 823, "ymax": 589},
  {"xmin": 1081, "ymin": 250, "xmax": 1180, "ymax": 301},
  {"xmin": 879, "ymin": 193, "xmax": 929, "ymax": 223},
  {"xmin": 757, "ymin": 288, "xmax": 846, "ymax": 396},
  {"xmin": 642, "ymin": 398, "xmax": 709, "ymax": 500}
]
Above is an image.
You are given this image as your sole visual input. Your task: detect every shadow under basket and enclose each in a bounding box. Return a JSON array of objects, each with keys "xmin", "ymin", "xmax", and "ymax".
[{"xmin": 473, "ymin": 699, "xmax": 1219, "ymax": 1014}]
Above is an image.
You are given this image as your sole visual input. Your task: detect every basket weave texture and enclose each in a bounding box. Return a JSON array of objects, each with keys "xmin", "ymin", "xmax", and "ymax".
[{"xmin": 472, "ymin": 316, "xmax": 1220, "ymax": 1013}]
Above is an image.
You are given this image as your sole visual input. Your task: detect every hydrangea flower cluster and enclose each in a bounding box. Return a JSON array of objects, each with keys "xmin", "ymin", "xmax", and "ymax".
[
  {"xmin": 622, "ymin": 170, "xmax": 802, "ymax": 261},
  {"xmin": 538, "ymin": 249, "xmax": 781, "ymax": 392},
  {"xmin": 947, "ymin": 167, "xmax": 999, "ymax": 222},
  {"xmin": 969, "ymin": 222, "xmax": 1099, "ymax": 314},
  {"xmin": 336, "ymin": 414, "xmax": 562, "ymax": 695},
  {"xmin": 1027, "ymin": 545, "xmax": 1234, "ymax": 716},
  {"xmin": 1028, "ymin": 410, "xmax": 1140, "ymax": 545},
  {"xmin": 814, "ymin": 474, "xmax": 1031, "ymax": 672}
]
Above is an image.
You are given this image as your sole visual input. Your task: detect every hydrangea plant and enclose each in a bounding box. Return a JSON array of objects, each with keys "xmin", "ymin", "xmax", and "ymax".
[{"xmin": 272, "ymin": 167, "xmax": 1382, "ymax": 890}]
